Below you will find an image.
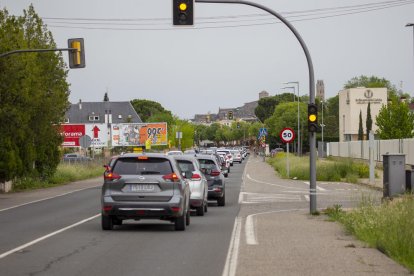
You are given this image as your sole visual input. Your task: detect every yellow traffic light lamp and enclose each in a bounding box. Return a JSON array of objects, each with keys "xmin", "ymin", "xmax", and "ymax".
[
  {"xmin": 67, "ymin": 38, "xmax": 85, "ymax": 68},
  {"xmin": 308, "ymin": 103, "xmax": 318, "ymax": 132},
  {"xmin": 173, "ymin": 0, "xmax": 194, "ymax": 26}
]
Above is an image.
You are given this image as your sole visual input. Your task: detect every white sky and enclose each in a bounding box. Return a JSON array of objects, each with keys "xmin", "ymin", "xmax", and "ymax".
[{"xmin": 2, "ymin": 0, "xmax": 414, "ymax": 119}]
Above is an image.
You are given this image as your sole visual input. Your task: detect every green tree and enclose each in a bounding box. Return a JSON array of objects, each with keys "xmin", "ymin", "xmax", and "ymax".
[
  {"xmin": 0, "ymin": 5, "xmax": 69, "ymax": 182},
  {"xmin": 323, "ymin": 95, "xmax": 339, "ymax": 140},
  {"xmin": 344, "ymin": 75, "xmax": 399, "ymax": 98},
  {"xmin": 254, "ymin": 93, "xmax": 298, "ymax": 122},
  {"xmin": 130, "ymin": 99, "xmax": 172, "ymax": 122},
  {"xmin": 366, "ymin": 102, "xmax": 372, "ymax": 136},
  {"xmin": 358, "ymin": 110, "xmax": 364, "ymax": 140},
  {"xmin": 375, "ymin": 98, "xmax": 414, "ymax": 139}
]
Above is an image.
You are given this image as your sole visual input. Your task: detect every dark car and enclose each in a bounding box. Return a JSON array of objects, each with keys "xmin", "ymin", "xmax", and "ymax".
[
  {"xmin": 62, "ymin": 153, "xmax": 92, "ymax": 162},
  {"xmin": 101, "ymin": 153, "xmax": 191, "ymax": 231},
  {"xmin": 195, "ymin": 154, "xmax": 226, "ymax": 206}
]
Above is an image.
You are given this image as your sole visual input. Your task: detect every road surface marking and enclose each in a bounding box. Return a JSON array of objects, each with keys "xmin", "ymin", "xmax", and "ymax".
[
  {"xmin": 303, "ymin": 181, "xmax": 327, "ymax": 191},
  {"xmin": 0, "ymin": 185, "xmax": 101, "ymax": 213},
  {"xmin": 246, "ymin": 174, "xmax": 308, "ymax": 191},
  {"xmin": 222, "ymin": 217, "xmax": 242, "ymax": 276},
  {"xmin": 245, "ymin": 209, "xmax": 307, "ymax": 245},
  {"xmin": 240, "ymin": 192, "xmax": 301, "ymax": 204},
  {"xmin": 0, "ymin": 214, "xmax": 101, "ymax": 260}
]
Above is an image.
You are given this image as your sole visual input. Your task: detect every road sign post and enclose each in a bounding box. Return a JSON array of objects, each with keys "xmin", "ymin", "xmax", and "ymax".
[{"xmin": 280, "ymin": 128, "xmax": 295, "ymax": 179}]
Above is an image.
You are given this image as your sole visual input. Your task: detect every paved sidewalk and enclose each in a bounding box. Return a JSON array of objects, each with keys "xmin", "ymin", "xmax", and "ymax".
[
  {"xmin": 0, "ymin": 177, "xmax": 102, "ymax": 211},
  {"xmin": 234, "ymin": 155, "xmax": 410, "ymax": 275}
]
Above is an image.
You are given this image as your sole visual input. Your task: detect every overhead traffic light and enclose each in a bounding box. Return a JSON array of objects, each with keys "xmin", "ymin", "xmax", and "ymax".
[
  {"xmin": 308, "ymin": 103, "xmax": 318, "ymax": 132},
  {"xmin": 68, "ymin": 38, "xmax": 85, "ymax": 68},
  {"xmin": 228, "ymin": 111, "xmax": 234, "ymax": 120},
  {"xmin": 173, "ymin": 0, "xmax": 194, "ymax": 26}
]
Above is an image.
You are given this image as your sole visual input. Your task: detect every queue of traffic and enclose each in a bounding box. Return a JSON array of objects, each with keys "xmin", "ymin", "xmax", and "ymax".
[{"xmin": 101, "ymin": 147, "xmax": 248, "ymax": 231}]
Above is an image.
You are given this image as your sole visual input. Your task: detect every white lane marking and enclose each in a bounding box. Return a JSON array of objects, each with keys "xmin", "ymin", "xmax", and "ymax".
[
  {"xmin": 245, "ymin": 208, "xmax": 307, "ymax": 245},
  {"xmin": 240, "ymin": 192, "xmax": 302, "ymax": 204},
  {"xmin": 222, "ymin": 217, "xmax": 242, "ymax": 276},
  {"xmin": 0, "ymin": 185, "xmax": 101, "ymax": 213},
  {"xmin": 246, "ymin": 174, "xmax": 308, "ymax": 191},
  {"xmin": 0, "ymin": 214, "xmax": 101, "ymax": 260},
  {"xmin": 303, "ymin": 181, "xmax": 327, "ymax": 191},
  {"xmin": 304, "ymin": 195, "xmax": 310, "ymax": 201}
]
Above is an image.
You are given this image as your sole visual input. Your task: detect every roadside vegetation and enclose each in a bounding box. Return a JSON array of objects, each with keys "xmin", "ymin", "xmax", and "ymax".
[
  {"xmin": 12, "ymin": 162, "xmax": 104, "ymax": 191},
  {"xmin": 325, "ymin": 196, "xmax": 414, "ymax": 272},
  {"xmin": 267, "ymin": 154, "xmax": 369, "ymax": 182}
]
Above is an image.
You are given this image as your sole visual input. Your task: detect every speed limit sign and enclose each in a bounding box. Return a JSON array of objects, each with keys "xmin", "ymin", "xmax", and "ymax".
[{"xmin": 279, "ymin": 128, "xmax": 295, "ymax": 143}]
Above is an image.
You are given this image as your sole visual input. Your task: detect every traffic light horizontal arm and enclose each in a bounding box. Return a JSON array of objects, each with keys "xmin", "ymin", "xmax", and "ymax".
[{"xmin": 0, "ymin": 48, "xmax": 77, "ymax": 58}]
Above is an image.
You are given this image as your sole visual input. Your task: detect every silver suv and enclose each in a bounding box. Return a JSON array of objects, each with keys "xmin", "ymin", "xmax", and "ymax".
[{"xmin": 101, "ymin": 153, "xmax": 191, "ymax": 231}]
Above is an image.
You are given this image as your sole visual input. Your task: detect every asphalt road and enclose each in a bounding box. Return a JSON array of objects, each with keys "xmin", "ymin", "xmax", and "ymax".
[{"xmin": 0, "ymin": 161, "xmax": 246, "ymax": 276}]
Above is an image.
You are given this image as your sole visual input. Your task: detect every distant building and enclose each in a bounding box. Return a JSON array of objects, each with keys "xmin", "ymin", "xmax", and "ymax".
[
  {"xmin": 339, "ymin": 88, "xmax": 387, "ymax": 142},
  {"xmin": 316, "ymin": 80, "xmax": 325, "ymax": 102},
  {"xmin": 259, "ymin": 90, "xmax": 269, "ymax": 99}
]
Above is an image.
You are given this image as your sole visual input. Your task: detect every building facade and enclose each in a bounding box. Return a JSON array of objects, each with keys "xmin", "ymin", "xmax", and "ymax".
[{"xmin": 339, "ymin": 87, "xmax": 387, "ymax": 142}]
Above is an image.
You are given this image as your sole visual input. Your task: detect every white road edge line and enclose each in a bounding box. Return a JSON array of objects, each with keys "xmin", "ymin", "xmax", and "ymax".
[
  {"xmin": 245, "ymin": 208, "xmax": 308, "ymax": 246},
  {"xmin": 303, "ymin": 181, "xmax": 327, "ymax": 191},
  {"xmin": 0, "ymin": 185, "xmax": 101, "ymax": 213},
  {"xmin": 0, "ymin": 213, "xmax": 101, "ymax": 260},
  {"xmin": 246, "ymin": 174, "xmax": 308, "ymax": 191},
  {"xmin": 222, "ymin": 217, "xmax": 242, "ymax": 276}
]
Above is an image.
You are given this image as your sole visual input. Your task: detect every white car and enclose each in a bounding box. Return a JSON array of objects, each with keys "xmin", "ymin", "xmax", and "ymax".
[
  {"xmin": 166, "ymin": 150, "xmax": 183, "ymax": 156},
  {"xmin": 173, "ymin": 155, "xmax": 208, "ymax": 216},
  {"xmin": 230, "ymin": 150, "xmax": 243, "ymax": 163},
  {"xmin": 217, "ymin": 149, "xmax": 234, "ymax": 166}
]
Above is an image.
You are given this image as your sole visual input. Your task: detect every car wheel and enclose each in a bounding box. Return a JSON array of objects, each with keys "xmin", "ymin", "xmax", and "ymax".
[
  {"xmin": 217, "ymin": 193, "xmax": 225, "ymax": 207},
  {"xmin": 175, "ymin": 212, "xmax": 186, "ymax": 231},
  {"xmin": 101, "ymin": 213, "xmax": 113, "ymax": 230},
  {"xmin": 204, "ymin": 201, "xmax": 208, "ymax": 213},
  {"xmin": 196, "ymin": 205, "xmax": 205, "ymax": 216},
  {"xmin": 224, "ymin": 173, "xmax": 228, "ymax": 178},
  {"xmin": 186, "ymin": 209, "xmax": 191, "ymax": 226},
  {"xmin": 230, "ymin": 163, "xmax": 233, "ymax": 167}
]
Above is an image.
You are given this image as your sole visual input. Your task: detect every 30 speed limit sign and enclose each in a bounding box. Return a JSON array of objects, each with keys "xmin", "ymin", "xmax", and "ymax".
[{"xmin": 279, "ymin": 128, "xmax": 296, "ymax": 143}]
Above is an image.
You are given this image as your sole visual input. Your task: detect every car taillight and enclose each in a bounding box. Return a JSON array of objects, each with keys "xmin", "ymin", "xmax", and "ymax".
[
  {"xmin": 104, "ymin": 171, "xmax": 121, "ymax": 180},
  {"xmin": 210, "ymin": 170, "xmax": 221, "ymax": 176},
  {"xmin": 163, "ymin": 173, "xmax": 181, "ymax": 182},
  {"xmin": 103, "ymin": 205, "xmax": 113, "ymax": 212},
  {"xmin": 191, "ymin": 173, "xmax": 201, "ymax": 181}
]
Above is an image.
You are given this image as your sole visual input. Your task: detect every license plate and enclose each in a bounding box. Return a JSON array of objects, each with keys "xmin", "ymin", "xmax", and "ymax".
[{"xmin": 130, "ymin": 184, "xmax": 155, "ymax": 192}]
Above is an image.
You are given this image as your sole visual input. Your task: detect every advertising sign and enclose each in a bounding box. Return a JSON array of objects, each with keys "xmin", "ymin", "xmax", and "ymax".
[
  {"xmin": 61, "ymin": 124, "xmax": 108, "ymax": 147},
  {"xmin": 111, "ymin": 123, "xmax": 168, "ymax": 147}
]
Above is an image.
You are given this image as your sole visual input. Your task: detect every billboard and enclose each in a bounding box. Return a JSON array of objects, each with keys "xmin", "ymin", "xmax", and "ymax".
[
  {"xmin": 61, "ymin": 124, "xmax": 108, "ymax": 147},
  {"xmin": 111, "ymin": 123, "xmax": 168, "ymax": 147}
]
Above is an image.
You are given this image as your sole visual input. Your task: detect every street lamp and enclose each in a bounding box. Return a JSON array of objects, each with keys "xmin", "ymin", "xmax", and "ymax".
[
  {"xmin": 281, "ymin": 85, "xmax": 299, "ymax": 155},
  {"xmin": 321, "ymin": 101, "xmax": 326, "ymax": 157},
  {"xmin": 284, "ymin": 81, "xmax": 301, "ymax": 156}
]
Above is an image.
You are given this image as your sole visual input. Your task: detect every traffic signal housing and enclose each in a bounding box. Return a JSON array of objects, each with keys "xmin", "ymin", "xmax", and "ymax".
[
  {"xmin": 173, "ymin": 0, "xmax": 194, "ymax": 26},
  {"xmin": 308, "ymin": 103, "xmax": 318, "ymax": 132},
  {"xmin": 68, "ymin": 38, "xmax": 85, "ymax": 68}
]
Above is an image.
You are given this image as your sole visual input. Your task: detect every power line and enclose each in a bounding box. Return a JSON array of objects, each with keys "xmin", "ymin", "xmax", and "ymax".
[{"xmin": 44, "ymin": 0, "xmax": 414, "ymax": 31}]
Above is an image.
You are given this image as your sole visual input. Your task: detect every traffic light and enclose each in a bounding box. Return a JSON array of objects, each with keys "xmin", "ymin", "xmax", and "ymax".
[
  {"xmin": 308, "ymin": 103, "xmax": 318, "ymax": 132},
  {"xmin": 237, "ymin": 122, "xmax": 240, "ymax": 129},
  {"xmin": 228, "ymin": 111, "xmax": 234, "ymax": 120},
  {"xmin": 68, "ymin": 38, "xmax": 85, "ymax": 68},
  {"xmin": 173, "ymin": 0, "xmax": 194, "ymax": 26}
]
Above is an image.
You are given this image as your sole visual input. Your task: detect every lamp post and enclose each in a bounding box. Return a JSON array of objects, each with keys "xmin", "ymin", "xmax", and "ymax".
[
  {"xmin": 284, "ymin": 81, "xmax": 301, "ymax": 156},
  {"xmin": 281, "ymin": 85, "xmax": 299, "ymax": 155},
  {"xmin": 321, "ymin": 101, "xmax": 325, "ymax": 157},
  {"xmin": 407, "ymin": 23, "xmax": 414, "ymax": 81}
]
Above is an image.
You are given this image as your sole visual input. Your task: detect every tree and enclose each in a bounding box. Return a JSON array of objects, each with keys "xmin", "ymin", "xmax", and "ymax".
[
  {"xmin": 322, "ymin": 95, "xmax": 339, "ymax": 140},
  {"xmin": 358, "ymin": 110, "xmax": 364, "ymax": 140},
  {"xmin": 254, "ymin": 93, "xmax": 299, "ymax": 123},
  {"xmin": 366, "ymin": 102, "xmax": 372, "ymax": 136},
  {"xmin": 130, "ymin": 99, "xmax": 172, "ymax": 122},
  {"xmin": 0, "ymin": 5, "xmax": 69, "ymax": 182},
  {"xmin": 344, "ymin": 75, "xmax": 399, "ymax": 98},
  {"xmin": 375, "ymin": 98, "xmax": 414, "ymax": 139}
]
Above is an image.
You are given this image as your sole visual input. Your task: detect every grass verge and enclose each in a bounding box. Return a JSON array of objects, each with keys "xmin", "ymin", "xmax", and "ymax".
[
  {"xmin": 325, "ymin": 196, "xmax": 414, "ymax": 272},
  {"xmin": 12, "ymin": 162, "xmax": 104, "ymax": 191},
  {"xmin": 267, "ymin": 153, "xmax": 369, "ymax": 182}
]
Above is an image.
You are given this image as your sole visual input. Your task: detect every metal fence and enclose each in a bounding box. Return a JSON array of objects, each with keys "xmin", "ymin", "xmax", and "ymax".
[{"xmin": 327, "ymin": 138, "xmax": 414, "ymax": 166}]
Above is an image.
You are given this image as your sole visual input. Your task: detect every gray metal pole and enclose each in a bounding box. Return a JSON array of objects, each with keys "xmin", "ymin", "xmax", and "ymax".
[{"xmin": 195, "ymin": 0, "xmax": 316, "ymax": 213}]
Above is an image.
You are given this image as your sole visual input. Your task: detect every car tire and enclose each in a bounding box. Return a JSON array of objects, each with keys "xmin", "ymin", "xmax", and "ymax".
[
  {"xmin": 217, "ymin": 193, "xmax": 225, "ymax": 207},
  {"xmin": 230, "ymin": 163, "xmax": 233, "ymax": 167},
  {"xmin": 204, "ymin": 201, "xmax": 208, "ymax": 213},
  {"xmin": 196, "ymin": 205, "xmax": 205, "ymax": 216},
  {"xmin": 101, "ymin": 213, "xmax": 113, "ymax": 230},
  {"xmin": 224, "ymin": 173, "xmax": 228, "ymax": 178},
  {"xmin": 186, "ymin": 209, "xmax": 191, "ymax": 226},
  {"xmin": 175, "ymin": 212, "xmax": 186, "ymax": 231}
]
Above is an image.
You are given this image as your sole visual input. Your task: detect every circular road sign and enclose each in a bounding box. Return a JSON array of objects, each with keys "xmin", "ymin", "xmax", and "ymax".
[
  {"xmin": 79, "ymin": 135, "xmax": 92, "ymax": 148},
  {"xmin": 279, "ymin": 128, "xmax": 295, "ymax": 144}
]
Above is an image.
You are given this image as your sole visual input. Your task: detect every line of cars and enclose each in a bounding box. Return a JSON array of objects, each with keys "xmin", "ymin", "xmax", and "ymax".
[{"xmin": 101, "ymin": 147, "xmax": 247, "ymax": 231}]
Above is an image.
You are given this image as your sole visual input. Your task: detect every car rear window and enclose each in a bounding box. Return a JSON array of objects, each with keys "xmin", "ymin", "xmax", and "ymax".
[
  {"xmin": 113, "ymin": 157, "xmax": 173, "ymax": 175},
  {"xmin": 197, "ymin": 159, "xmax": 217, "ymax": 170},
  {"xmin": 176, "ymin": 160, "xmax": 195, "ymax": 173}
]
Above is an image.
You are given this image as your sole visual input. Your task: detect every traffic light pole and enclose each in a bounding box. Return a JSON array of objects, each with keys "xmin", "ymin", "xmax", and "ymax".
[
  {"xmin": 0, "ymin": 48, "xmax": 76, "ymax": 58},
  {"xmin": 195, "ymin": 0, "xmax": 317, "ymax": 213}
]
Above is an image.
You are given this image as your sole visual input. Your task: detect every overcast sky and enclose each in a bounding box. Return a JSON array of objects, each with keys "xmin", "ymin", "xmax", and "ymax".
[{"xmin": 2, "ymin": 0, "xmax": 414, "ymax": 118}]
